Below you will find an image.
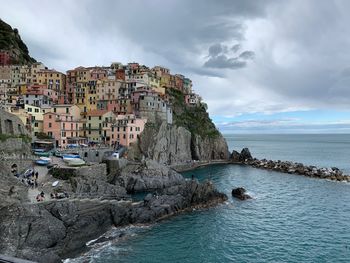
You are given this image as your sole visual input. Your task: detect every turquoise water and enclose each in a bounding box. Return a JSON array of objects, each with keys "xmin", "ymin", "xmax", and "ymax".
[{"xmin": 68, "ymin": 134, "xmax": 350, "ymax": 263}]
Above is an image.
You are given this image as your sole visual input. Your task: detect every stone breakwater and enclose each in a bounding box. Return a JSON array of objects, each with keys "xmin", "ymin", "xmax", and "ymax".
[{"xmin": 232, "ymin": 148, "xmax": 350, "ymax": 182}]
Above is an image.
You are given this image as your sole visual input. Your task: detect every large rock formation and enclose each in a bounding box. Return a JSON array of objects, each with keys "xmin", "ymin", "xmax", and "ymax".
[
  {"xmin": 0, "ymin": 160, "xmax": 227, "ymax": 263},
  {"xmin": 117, "ymin": 159, "xmax": 185, "ymax": 193},
  {"xmin": 129, "ymin": 122, "xmax": 229, "ymax": 165},
  {"xmin": 135, "ymin": 122, "xmax": 192, "ymax": 165},
  {"xmin": 128, "ymin": 88, "xmax": 230, "ymax": 165}
]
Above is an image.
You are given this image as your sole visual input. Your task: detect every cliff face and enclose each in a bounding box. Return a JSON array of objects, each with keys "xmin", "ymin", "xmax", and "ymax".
[
  {"xmin": 0, "ymin": 161, "xmax": 227, "ymax": 263},
  {"xmin": 0, "ymin": 19, "xmax": 36, "ymax": 64},
  {"xmin": 129, "ymin": 89, "xmax": 229, "ymax": 165}
]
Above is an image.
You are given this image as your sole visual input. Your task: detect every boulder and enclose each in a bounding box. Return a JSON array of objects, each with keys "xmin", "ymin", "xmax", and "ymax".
[
  {"xmin": 117, "ymin": 160, "xmax": 185, "ymax": 193},
  {"xmin": 239, "ymin": 148, "xmax": 253, "ymax": 162},
  {"xmin": 231, "ymin": 187, "xmax": 252, "ymax": 200},
  {"xmin": 230, "ymin": 150, "xmax": 240, "ymax": 162}
]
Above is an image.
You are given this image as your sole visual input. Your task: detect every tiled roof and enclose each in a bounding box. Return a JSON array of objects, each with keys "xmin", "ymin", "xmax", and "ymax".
[{"xmin": 86, "ymin": 109, "xmax": 108, "ymax": 117}]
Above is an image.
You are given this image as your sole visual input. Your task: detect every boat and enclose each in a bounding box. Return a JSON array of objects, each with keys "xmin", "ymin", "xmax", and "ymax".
[
  {"xmin": 62, "ymin": 154, "xmax": 81, "ymax": 159},
  {"xmin": 54, "ymin": 150, "xmax": 64, "ymax": 158},
  {"xmin": 67, "ymin": 158, "xmax": 85, "ymax": 167},
  {"xmin": 52, "ymin": 180, "xmax": 59, "ymax": 187},
  {"xmin": 40, "ymin": 157, "xmax": 51, "ymax": 162},
  {"xmin": 34, "ymin": 151, "xmax": 50, "ymax": 157},
  {"xmin": 35, "ymin": 159, "xmax": 50, "ymax": 166}
]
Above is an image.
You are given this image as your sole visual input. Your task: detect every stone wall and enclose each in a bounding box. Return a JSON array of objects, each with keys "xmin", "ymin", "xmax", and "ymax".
[
  {"xmin": 0, "ymin": 138, "xmax": 34, "ymax": 175},
  {"xmin": 60, "ymin": 148, "xmax": 114, "ymax": 163},
  {"xmin": 0, "ymin": 109, "xmax": 29, "ymax": 135},
  {"xmin": 50, "ymin": 163, "xmax": 107, "ymax": 180}
]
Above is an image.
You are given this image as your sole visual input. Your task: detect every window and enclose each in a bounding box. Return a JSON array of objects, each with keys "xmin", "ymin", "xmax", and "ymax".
[
  {"xmin": 66, "ymin": 108, "xmax": 69, "ymax": 114},
  {"xmin": 28, "ymin": 108, "xmax": 32, "ymax": 112},
  {"xmin": 34, "ymin": 122, "xmax": 38, "ymax": 127},
  {"xmin": 88, "ymin": 116, "xmax": 91, "ymax": 120},
  {"xmin": 54, "ymin": 108, "xmax": 56, "ymax": 113},
  {"xmin": 123, "ymin": 134, "xmax": 126, "ymax": 139},
  {"xmin": 35, "ymin": 108, "xmax": 39, "ymax": 113},
  {"xmin": 99, "ymin": 116, "xmax": 102, "ymax": 120},
  {"xmin": 49, "ymin": 123, "xmax": 52, "ymax": 128}
]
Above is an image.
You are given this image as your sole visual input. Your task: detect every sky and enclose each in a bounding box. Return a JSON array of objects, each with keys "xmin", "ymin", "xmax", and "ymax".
[{"xmin": 2, "ymin": 0, "xmax": 350, "ymax": 134}]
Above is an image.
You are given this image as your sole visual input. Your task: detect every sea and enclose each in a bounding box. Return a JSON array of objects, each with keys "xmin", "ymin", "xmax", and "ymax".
[{"xmin": 66, "ymin": 134, "xmax": 350, "ymax": 263}]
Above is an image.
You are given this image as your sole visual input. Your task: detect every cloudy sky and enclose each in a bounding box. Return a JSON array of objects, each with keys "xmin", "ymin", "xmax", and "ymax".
[{"xmin": 2, "ymin": 0, "xmax": 350, "ymax": 133}]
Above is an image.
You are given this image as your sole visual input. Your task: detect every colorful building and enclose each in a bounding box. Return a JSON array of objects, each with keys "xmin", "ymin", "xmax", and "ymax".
[
  {"xmin": 43, "ymin": 111, "xmax": 83, "ymax": 147},
  {"xmin": 110, "ymin": 114, "xmax": 147, "ymax": 147}
]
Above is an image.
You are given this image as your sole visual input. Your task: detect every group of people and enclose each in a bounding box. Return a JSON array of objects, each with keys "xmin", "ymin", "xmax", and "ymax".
[
  {"xmin": 50, "ymin": 192, "xmax": 69, "ymax": 199},
  {"xmin": 36, "ymin": 191, "xmax": 45, "ymax": 202},
  {"xmin": 21, "ymin": 170, "xmax": 39, "ymax": 189}
]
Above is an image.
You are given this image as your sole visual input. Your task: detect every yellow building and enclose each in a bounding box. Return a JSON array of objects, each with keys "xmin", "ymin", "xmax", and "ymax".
[
  {"xmin": 37, "ymin": 69, "xmax": 66, "ymax": 94},
  {"xmin": 85, "ymin": 110, "xmax": 105, "ymax": 142},
  {"xmin": 25, "ymin": 104, "xmax": 45, "ymax": 137}
]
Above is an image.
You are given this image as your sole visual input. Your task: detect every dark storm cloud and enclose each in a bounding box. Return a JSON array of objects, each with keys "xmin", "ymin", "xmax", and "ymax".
[
  {"xmin": 204, "ymin": 55, "xmax": 247, "ymax": 69},
  {"xmin": 239, "ymin": 51, "xmax": 255, "ymax": 60},
  {"xmin": 231, "ymin": 44, "xmax": 241, "ymax": 53},
  {"xmin": 204, "ymin": 43, "xmax": 254, "ymax": 69}
]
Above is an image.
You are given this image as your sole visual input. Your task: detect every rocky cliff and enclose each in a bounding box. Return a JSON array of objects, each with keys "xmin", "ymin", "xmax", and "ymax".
[
  {"xmin": 0, "ymin": 160, "xmax": 227, "ymax": 262},
  {"xmin": 129, "ymin": 88, "xmax": 229, "ymax": 165},
  {"xmin": 0, "ymin": 19, "xmax": 36, "ymax": 64}
]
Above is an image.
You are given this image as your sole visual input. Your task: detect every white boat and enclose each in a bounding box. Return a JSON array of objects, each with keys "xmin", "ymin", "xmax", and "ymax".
[
  {"xmin": 40, "ymin": 157, "xmax": 51, "ymax": 162},
  {"xmin": 67, "ymin": 158, "xmax": 86, "ymax": 167},
  {"xmin": 52, "ymin": 180, "xmax": 59, "ymax": 187},
  {"xmin": 63, "ymin": 157, "xmax": 76, "ymax": 162}
]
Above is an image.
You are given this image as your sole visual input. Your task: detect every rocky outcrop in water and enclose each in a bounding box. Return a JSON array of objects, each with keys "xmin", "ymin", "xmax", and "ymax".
[
  {"xmin": 230, "ymin": 148, "xmax": 252, "ymax": 162},
  {"xmin": 231, "ymin": 187, "xmax": 251, "ymax": 200},
  {"xmin": 247, "ymin": 158, "xmax": 350, "ymax": 182},
  {"xmin": 232, "ymin": 148, "xmax": 350, "ymax": 182}
]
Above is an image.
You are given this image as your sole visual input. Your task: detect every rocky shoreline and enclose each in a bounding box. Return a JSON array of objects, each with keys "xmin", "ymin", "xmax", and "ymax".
[
  {"xmin": 231, "ymin": 148, "xmax": 350, "ymax": 182},
  {"xmin": 0, "ymin": 159, "xmax": 227, "ymax": 263}
]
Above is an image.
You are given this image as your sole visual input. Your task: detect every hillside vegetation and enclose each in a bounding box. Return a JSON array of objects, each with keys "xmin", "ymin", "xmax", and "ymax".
[
  {"xmin": 0, "ymin": 19, "xmax": 36, "ymax": 64},
  {"xmin": 167, "ymin": 88, "xmax": 220, "ymax": 138}
]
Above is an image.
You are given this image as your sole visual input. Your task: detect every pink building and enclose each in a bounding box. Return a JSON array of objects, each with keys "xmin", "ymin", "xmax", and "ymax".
[
  {"xmin": 43, "ymin": 112, "xmax": 83, "ymax": 147},
  {"xmin": 90, "ymin": 68, "xmax": 107, "ymax": 80},
  {"xmin": 109, "ymin": 114, "xmax": 147, "ymax": 147}
]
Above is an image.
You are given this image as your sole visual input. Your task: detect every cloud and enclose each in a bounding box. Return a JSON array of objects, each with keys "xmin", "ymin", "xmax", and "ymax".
[
  {"xmin": 2, "ymin": 0, "xmax": 350, "ymax": 128},
  {"xmin": 231, "ymin": 44, "xmax": 241, "ymax": 53},
  {"xmin": 203, "ymin": 43, "xmax": 255, "ymax": 70},
  {"xmin": 239, "ymin": 51, "xmax": 255, "ymax": 60},
  {"xmin": 204, "ymin": 55, "xmax": 247, "ymax": 69}
]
